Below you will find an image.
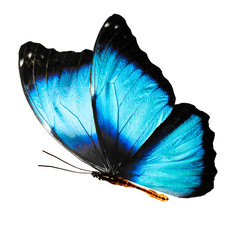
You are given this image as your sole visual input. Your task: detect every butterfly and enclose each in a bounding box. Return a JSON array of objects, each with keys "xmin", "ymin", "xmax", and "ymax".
[{"xmin": 19, "ymin": 14, "xmax": 217, "ymax": 201}]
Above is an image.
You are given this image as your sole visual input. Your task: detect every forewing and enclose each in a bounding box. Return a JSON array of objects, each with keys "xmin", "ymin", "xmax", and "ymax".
[
  {"xmin": 91, "ymin": 14, "xmax": 175, "ymax": 171},
  {"xmin": 118, "ymin": 104, "xmax": 217, "ymax": 198},
  {"xmin": 19, "ymin": 42, "xmax": 106, "ymax": 171}
]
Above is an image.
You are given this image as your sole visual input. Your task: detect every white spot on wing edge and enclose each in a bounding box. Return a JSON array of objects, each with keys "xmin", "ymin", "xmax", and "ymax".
[
  {"xmin": 28, "ymin": 52, "xmax": 32, "ymax": 58},
  {"xmin": 114, "ymin": 25, "xmax": 119, "ymax": 29},
  {"xmin": 104, "ymin": 22, "xmax": 110, "ymax": 27},
  {"xmin": 19, "ymin": 59, "xmax": 24, "ymax": 67}
]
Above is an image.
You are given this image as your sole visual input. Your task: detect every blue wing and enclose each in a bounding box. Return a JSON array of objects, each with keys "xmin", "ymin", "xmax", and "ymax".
[
  {"xmin": 90, "ymin": 14, "xmax": 175, "ymax": 172},
  {"xmin": 19, "ymin": 42, "xmax": 107, "ymax": 171},
  {"xmin": 117, "ymin": 104, "xmax": 217, "ymax": 198}
]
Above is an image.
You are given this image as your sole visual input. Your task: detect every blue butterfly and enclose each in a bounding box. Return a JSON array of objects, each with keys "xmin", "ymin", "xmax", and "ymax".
[{"xmin": 19, "ymin": 14, "xmax": 217, "ymax": 201}]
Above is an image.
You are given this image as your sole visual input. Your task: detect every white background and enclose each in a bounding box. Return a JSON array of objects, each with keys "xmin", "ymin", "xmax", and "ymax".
[{"xmin": 1, "ymin": 0, "xmax": 239, "ymax": 239}]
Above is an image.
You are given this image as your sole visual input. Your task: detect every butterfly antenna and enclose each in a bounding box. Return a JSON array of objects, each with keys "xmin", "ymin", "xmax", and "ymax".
[
  {"xmin": 38, "ymin": 165, "xmax": 92, "ymax": 174},
  {"xmin": 41, "ymin": 150, "xmax": 92, "ymax": 173}
]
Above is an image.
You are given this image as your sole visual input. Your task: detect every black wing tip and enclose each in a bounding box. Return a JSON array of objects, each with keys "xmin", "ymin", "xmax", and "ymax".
[
  {"xmin": 19, "ymin": 41, "xmax": 37, "ymax": 63},
  {"xmin": 18, "ymin": 41, "xmax": 43, "ymax": 72},
  {"xmin": 19, "ymin": 42, "xmax": 38, "ymax": 89},
  {"xmin": 19, "ymin": 41, "xmax": 38, "ymax": 51},
  {"xmin": 19, "ymin": 41, "xmax": 44, "ymax": 66},
  {"xmin": 19, "ymin": 41, "xmax": 93, "ymax": 88},
  {"xmin": 19, "ymin": 41, "xmax": 93, "ymax": 57},
  {"xmin": 104, "ymin": 14, "xmax": 127, "ymax": 24}
]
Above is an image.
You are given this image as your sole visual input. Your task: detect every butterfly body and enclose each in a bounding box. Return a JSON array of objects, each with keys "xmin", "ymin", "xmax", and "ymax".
[
  {"xmin": 19, "ymin": 14, "xmax": 217, "ymax": 200},
  {"xmin": 91, "ymin": 171, "xmax": 169, "ymax": 201}
]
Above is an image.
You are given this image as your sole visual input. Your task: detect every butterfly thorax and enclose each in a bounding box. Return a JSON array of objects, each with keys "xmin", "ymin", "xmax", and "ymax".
[
  {"xmin": 91, "ymin": 171, "xmax": 168, "ymax": 201},
  {"xmin": 91, "ymin": 171, "xmax": 123, "ymax": 184}
]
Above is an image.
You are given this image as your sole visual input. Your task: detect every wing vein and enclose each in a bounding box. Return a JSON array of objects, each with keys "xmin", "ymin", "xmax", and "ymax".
[
  {"xmin": 58, "ymin": 102, "xmax": 107, "ymax": 169},
  {"xmin": 121, "ymin": 99, "xmax": 169, "ymax": 164}
]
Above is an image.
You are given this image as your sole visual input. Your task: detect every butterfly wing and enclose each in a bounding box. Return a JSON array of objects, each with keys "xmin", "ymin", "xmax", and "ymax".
[
  {"xmin": 117, "ymin": 103, "xmax": 217, "ymax": 198},
  {"xmin": 90, "ymin": 14, "xmax": 175, "ymax": 171},
  {"xmin": 19, "ymin": 42, "xmax": 107, "ymax": 171}
]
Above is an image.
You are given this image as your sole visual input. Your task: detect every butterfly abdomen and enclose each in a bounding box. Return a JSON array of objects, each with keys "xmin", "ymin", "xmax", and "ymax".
[{"xmin": 91, "ymin": 171, "xmax": 168, "ymax": 201}]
